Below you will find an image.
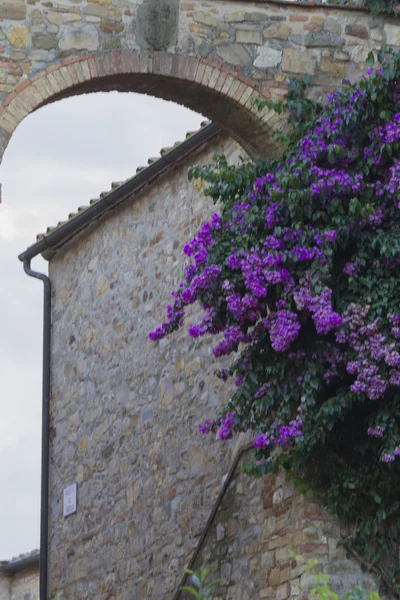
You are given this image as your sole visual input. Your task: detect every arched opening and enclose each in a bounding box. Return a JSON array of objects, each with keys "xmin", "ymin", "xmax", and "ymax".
[
  {"xmin": 0, "ymin": 89, "xmax": 206, "ymax": 561},
  {"xmin": 0, "ymin": 51, "xmax": 283, "ymax": 170}
]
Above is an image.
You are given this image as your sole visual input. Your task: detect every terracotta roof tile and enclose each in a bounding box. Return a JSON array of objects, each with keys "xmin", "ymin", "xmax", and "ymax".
[{"xmin": 33, "ymin": 120, "xmax": 212, "ymax": 244}]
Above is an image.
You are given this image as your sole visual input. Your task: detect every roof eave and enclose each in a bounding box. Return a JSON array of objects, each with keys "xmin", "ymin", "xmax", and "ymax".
[
  {"xmin": 0, "ymin": 553, "xmax": 40, "ymax": 574},
  {"xmin": 18, "ymin": 122, "xmax": 222, "ymax": 263}
]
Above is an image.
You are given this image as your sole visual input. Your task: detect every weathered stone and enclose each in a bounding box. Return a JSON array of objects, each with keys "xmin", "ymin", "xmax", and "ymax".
[
  {"xmin": 46, "ymin": 11, "xmax": 63, "ymax": 25},
  {"xmin": 235, "ymin": 28, "xmax": 263, "ymax": 45},
  {"xmin": 82, "ymin": 4, "xmax": 121, "ymax": 20},
  {"xmin": 334, "ymin": 50, "xmax": 349, "ymax": 61},
  {"xmin": 282, "ymin": 47, "xmax": 316, "ymax": 75},
  {"xmin": 319, "ymin": 59, "xmax": 345, "ymax": 77},
  {"xmin": 193, "ymin": 10, "xmax": 217, "ymax": 27},
  {"xmin": 59, "ymin": 24, "xmax": 99, "ymax": 51},
  {"xmin": 385, "ymin": 23, "xmax": 400, "ymax": 46},
  {"xmin": 0, "ymin": 0, "xmax": 26, "ymax": 20},
  {"xmin": 189, "ymin": 445, "xmax": 206, "ymax": 475},
  {"xmin": 263, "ymin": 22, "xmax": 291, "ymax": 40},
  {"xmin": 64, "ymin": 14, "xmax": 81, "ymax": 22},
  {"xmin": 305, "ymin": 30, "xmax": 345, "ymax": 48},
  {"xmin": 254, "ymin": 46, "xmax": 282, "ymax": 69},
  {"xmin": 323, "ymin": 16, "xmax": 342, "ymax": 34},
  {"xmin": 311, "ymin": 15, "xmax": 324, "ymax": 25},
  {"xmin": 30, "ymin": 48, "xmax": 54, "ymax": 61},
  {"xmin": 345, "ymin": 23, "xmax": 369, "ymax": 39},
  {"xmin": 88, "ymin": 0, "xmax": 111, "ymax": 5},
  {"xmin": 30, "ymin": 9, "xmax": 45, "ymax": 23},
  {"xmin": 217, "ymin": 43, "xmax": 252, "ymax": 67},
  {"xmin": 100, "ymin": 19, "xmax": 124, "ymax": 33},
  {"xmin": 6, "ymin": 25, "xmax": 29, "ymax": 47},
  {"xmin": 351, "ymin": 45, "xmax": 369, "ymax": 64},
  {"xmin": 32, "ymin": 32, "xmax": 57, "ymax": 50},
  {"xmin": 371, "ymin": 29, "xmax": 383, "ymax": 42},
  {"xmin": 136, "ymin": 0, "xmax": 178, "ymax": 50},
  {"xmin": 244, "ymin": 11, "xmax": 268, "ymax": 22},
  {"xmin": 224, "ymin": 11, "xmax": 245, "ymax": 23}
]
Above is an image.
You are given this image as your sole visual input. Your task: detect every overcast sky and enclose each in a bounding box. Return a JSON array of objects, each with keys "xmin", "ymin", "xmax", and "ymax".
[{"xmin": 0, "ymin": 92, "xmax": 202, "ymax": 559}]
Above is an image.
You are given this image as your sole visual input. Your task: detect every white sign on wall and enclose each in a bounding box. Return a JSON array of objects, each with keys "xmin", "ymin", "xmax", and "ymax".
[{"xmin": 63, "ymin": 483, "xmax": 77, "ymax": 517}]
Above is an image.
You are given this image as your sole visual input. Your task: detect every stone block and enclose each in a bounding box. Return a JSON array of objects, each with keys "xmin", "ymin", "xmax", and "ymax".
[
  {"xmin": 345, "ymin": 24, "xmax": 369, "ymax": 39},
  {"xmin": 334, "ymin": 51, "xmax": 349, "ymax": 61},
  {"xmin": 320, "ymin": 59, "xmax": 345, "ymax": 77},
  {"xmin": 351, "ymin": 46, "xmax": 369, "ymax": 64},
  {"xmin": 6, "ymin": 25, "xmax": 29, "ymax": 47},
  {"xmin": 82, "ymin": 4, "xmax": 121, "ymax": 20},
  {"xmin": 235, "ymin": 29, "xmax": 263, "ymax": 45},
  {"xmin": 46, "ymin": 11, "xmax": 63, "ymax": 25},
  {"xmin": 263, "ymin": 23, "xmax": 291, "ymax": 40},
  {"xmin": 268, "ymin": 569, "xmax": 281, "ymax": 586},
  {"xmin": 311, "ymin": 16, "xmax": 325, "ymax": 24},
  {"xmin": 282, "ymin": 47, "xmax": 316, "ymax": 75},
  {"xmin": 305, "ymin": 30, "xmax": 345, "ymax": 48},
  {"xmin": 100, "ymin": 20, "xmax": 124, "ymax": 33},
  {"xmin": 254, "ymin": 47, "xmax": 282, "ymax": 69},
  {"xmin": 324, "ymin": 16, "xmax": 342, "ymax": 34},
  {"xmin": 276, "ymin": 582, "xmax": 289, "ymax": 600},
  {"xmin": 32, "ymin": 32, "xmax": 57, "ymax": 50},
  {"xmin": 384, "ymin": 23, "xmax": 400, "ymax": 46},
  {"xmin": 224, "ymin": 11, "xmax": 245, "ymax": 22},
  {"xmin": 0, "ymin": 0, "xmax": 26, "ymax": 20},
  {"xmin": 244, "ymin": 12, "xmax": 268, "ymax": 22},
  {"xmin": 59, "ymin": 24, "xmax": 99, "ymax": 52},
  {"xmin": 217, "ymin": 43, "xmax": 252, "ymax": 66},
  {"xmin": 193, "ymin": 10, "xmax": 217, "ymax": 27},
  {"xmin": 371, "ymin": 29, "xmax": 383, "ymax": 42}
]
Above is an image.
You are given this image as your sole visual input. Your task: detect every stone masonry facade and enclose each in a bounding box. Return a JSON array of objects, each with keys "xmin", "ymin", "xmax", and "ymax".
[
  {"xmin": 1, "ymin": 0, "xmax": 400, "ymax": 164},
  {"xmin": 0, "ymin": 564, "xmax": 39, "ymax": 600},
  {"xmin": 46, "ymin": 131, "xmax": 386, "ymax": 599},
  {"xmin": 180, "ymin": 453, "xmax": 382, "ymax": 600}
]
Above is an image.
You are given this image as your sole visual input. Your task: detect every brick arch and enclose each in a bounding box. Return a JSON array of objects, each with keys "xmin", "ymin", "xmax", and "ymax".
[{"xmin": 0, "ymin": 50, "xmax": 283, "ymax": 165}]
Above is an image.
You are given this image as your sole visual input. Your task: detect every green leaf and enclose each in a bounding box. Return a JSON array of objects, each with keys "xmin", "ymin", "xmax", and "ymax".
[{"xmin": 180, "ymin": 587, "xmax": 202, "ymax": 598}]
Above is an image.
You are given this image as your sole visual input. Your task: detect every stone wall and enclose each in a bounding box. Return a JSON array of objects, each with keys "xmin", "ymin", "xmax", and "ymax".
[
  {"xmin": 0, "ymin": 575, "xmax": 10, "ymax": 600},
  {"xmin": 47, "ymin": 130, "xmax": 391, "ymax": 599},
  {"xmin": 178, "ymin": 453, "xmax": 382, "ymax": 600},
  {"xmin": 0, "ymin": 567, "xmax": 39, "ymax": 600},
  {"xmin": 47, "ymin": 132, "xmax": 245, "ymax": 599},
  {"xmin": 1, "ymin": 0, "xmax": 400, "ymax": 164}
]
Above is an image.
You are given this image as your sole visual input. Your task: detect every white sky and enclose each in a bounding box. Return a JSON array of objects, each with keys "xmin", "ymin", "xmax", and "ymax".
[{"xmin": 0, "ymin": 92, "xmax": 203, "ymax": 559}]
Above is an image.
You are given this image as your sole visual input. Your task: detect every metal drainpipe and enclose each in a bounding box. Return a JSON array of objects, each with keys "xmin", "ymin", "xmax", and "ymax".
[{"xmin": 23, "ymin": 259, "xmax": 51, "ymax": 600}]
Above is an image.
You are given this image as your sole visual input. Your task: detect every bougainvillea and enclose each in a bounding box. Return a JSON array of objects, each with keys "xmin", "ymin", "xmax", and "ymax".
[{"xmin": 150, "ymin": 50, "xmax": 400, "ymax": 593}]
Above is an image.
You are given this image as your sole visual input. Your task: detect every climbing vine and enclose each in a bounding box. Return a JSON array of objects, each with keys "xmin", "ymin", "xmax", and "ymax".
[
  {"xmin": 326, "ymin": 0, "xmax": 397, "ymax": 17},
  {"xmin": 150, "ymin": 49, "xmax": 400, "ymax": 594}
]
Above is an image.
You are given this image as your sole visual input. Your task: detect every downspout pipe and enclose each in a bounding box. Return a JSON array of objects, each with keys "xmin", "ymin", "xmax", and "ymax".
[{"xmin": 22, "ymin": 259, "xmax": 51, "ymax": 600}]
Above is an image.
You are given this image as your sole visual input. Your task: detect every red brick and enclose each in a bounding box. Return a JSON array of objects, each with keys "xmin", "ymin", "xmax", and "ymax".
[
  {"xmin": 232, "ymin": 81, "xmax": 247, "ymax": 103},
  {"xmin": 3, "ymin": 90, "xmax": 16, "ymax": 106},
  {"xmin": 159, "ymin": 52, "xmax": 173, "ymax": 78},
  {"xmin": 194, "ymin": 62, "xmax": 206, "ymax": 85},
  {"xmin": 14, "ymin": 79, "xmax": 31, "ymax": 94},
  {"xmin": 151, "ymin": 51, "xmax": 162, "ymax": 75},
  {"xmin": 46, "ymin": 62, "xmax": 60, "ymax": 74},
  {"xmin": 62, "ymin": 55, "xmax": 82, "ymax": 66},
  {"xmin": 299, "ymin": 543, "xmax": 327, "ymax": 554},
  {"xmin": 121, "ymin": 50, "xmax": 139, "ymax": 74},
  {"xmin": 185, "ymin": 57, "xmax": 200, "ymax": 82},
  {"xmin": 88, "ymin": 57, "xmax": 97, "ymax": 78},
  {"xmin": 67, "ymin": 64, "xmax": 79, "ymax": 86},
  {"xmin": 112, "ymin": 50, "xmax": 123, "ymax": 74},
  {"xmin": 290, "ymin": 14, "xmax": 308, "ymax": 21}
]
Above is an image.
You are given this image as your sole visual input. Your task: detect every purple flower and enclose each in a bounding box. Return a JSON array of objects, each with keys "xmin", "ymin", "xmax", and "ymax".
[{"xmin": 253, "ymin": 433, "xmax": 270, "ymax": 448}]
